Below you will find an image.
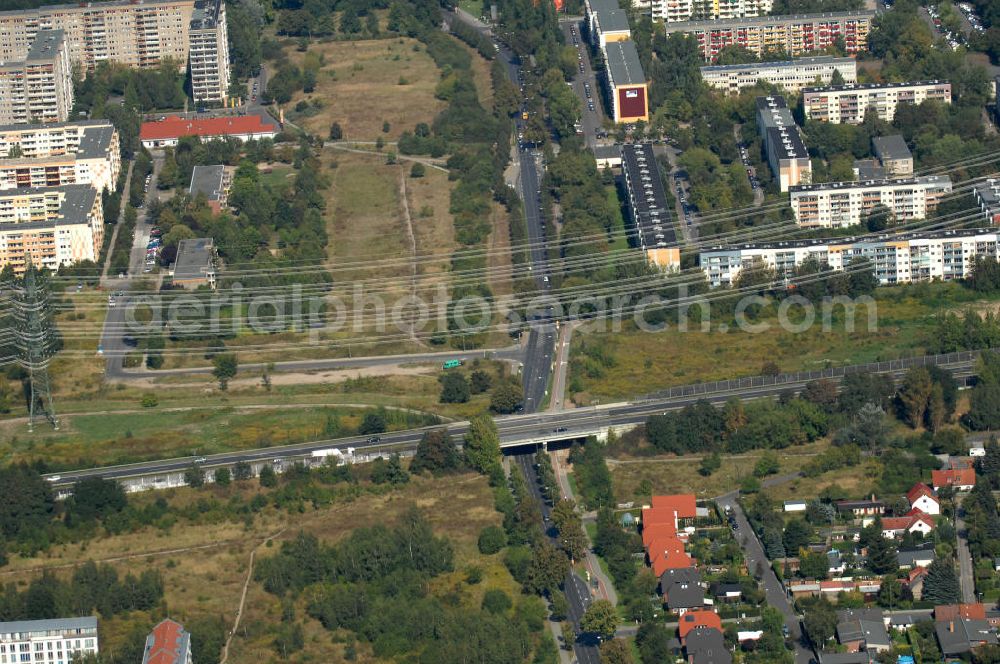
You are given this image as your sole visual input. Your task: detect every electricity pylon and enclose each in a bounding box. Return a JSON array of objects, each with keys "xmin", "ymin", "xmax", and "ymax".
[{"xmin": 13, "ymin": 263, "xmax": 58, "ymax": 431}]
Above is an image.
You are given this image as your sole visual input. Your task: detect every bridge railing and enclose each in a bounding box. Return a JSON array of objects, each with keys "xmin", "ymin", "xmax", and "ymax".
[{"xmin": 641, "ymin": 347, "xmax": 995, "ymax": 401}]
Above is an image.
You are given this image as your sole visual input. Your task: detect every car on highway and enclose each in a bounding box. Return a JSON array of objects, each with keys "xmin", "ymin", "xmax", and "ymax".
[
  {"xmin": 553, "ymin": 426, "xmax": 568, "ymax": 433},
  {"xmin": 195, "ymin": 457, "xmax": 207, "ymax": 464},
  {"xmin": 367, "ymin": 436, "xmax": 381, "ymax": 443}
]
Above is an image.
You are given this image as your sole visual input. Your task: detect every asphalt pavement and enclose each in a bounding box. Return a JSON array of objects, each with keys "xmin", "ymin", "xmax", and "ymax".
[{"xmin": 559, "ymin": 18, "xmax": 604, "ymax": 148}]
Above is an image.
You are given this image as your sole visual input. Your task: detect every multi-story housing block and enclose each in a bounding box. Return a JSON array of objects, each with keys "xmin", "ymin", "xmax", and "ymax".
[
  {"xmin": 189, "ymin": 0, "xmax": 229, "ymax": 104},
  {"xmin": 0, "ymin": 0, "xmax": 231, "ymax": 103},
  {"xmin": 802, "ymin": 81, "xmax": 952, "ymax": 123},
  {"xmin": 662, "ymin": 11, "xmax": 875, "ymax": 61},
  {"xmin": 790, "ymin": 176, "xmax": 952, "ymax": 228},
  {"xmin": 974, "ymin": 179, "xmax": 1000, "ymax": 225},
  {"xmin": 650, "ymin": 0, "xmax": 773, "ymax": 25},
  {"xmin": 0, "ymin": 120, "xmax": 120, "ymax": 191},
  {"xmin": 700, "ymin": 56, "xmax": 857, "ymax": 95},
  {"xmin": 0, "ymin": 617, "xmax": 98, "ymax": 664},
  {"xmin": 621, "ymin": 143, "xmax": 679, "ymax": 271},
  {"xmin": 0, "ymin": 30, "xmax": 72, "ymax": 125},
  {"xmin": 756, "ymin": 95, "xmax": 811, "ymax": 192},
  {"xmin": 872, "ymin": 135, "xmax": 913, "ymax": 178},
  {"xmin": 701, "ymin": 228, "xmax": 1000, "ymax": 287},
  {"xmin": 0, "ymin": 184, "xmax": 104, "ymax": 273}
]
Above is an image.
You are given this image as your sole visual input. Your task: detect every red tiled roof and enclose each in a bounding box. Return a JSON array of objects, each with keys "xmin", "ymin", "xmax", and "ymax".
[
  {"xmin": 936, "ymin": 603, "xmax": 987, "ymax": 621},
  {"xmin": 145, "ymin": 619, "xmax": 186, "ymax": 664},
  {"xmin": 642, "ymin": 523, "xmax": 677, "ymax": 546},
  {"xmin": 906, "ymin": 482, "xmax": 935, "ymax": 504},
  {"xmin": 652, "ymin": 549, "xmax": 693, "ymax": 576},
  {"xmin": 882, "ymin": 512, "xmax": 934, "ymax": 533},
  {"xmin": 140, "ymin": 114, "xmax": 279, "ymax": 142},
  {"xmin": 647, "ymin": 535, "xmax": 686, "ymax": 559},
  {"xmin": 642, "ymin": 507, "xmax": 677, "ymax": 526},
  {"xmin": 931, "ymin": 468, "xmax": 976, "ymax": 488},
  {"xmin": 651, "ymin": 494, "xmax": 698, "ymax": 519},
  {"xmin": 678, "ymin": 609, "xmax": 722, "ymax": 640}
]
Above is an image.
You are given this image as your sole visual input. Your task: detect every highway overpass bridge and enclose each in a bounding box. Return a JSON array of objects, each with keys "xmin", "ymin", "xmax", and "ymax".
[{"xmin": 43, "ymin": 348, "xmax": 991, "ymax": 494}]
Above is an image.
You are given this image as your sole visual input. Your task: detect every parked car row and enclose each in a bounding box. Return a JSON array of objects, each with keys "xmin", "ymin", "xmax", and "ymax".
[
  {"xmin": 738, "ymin": 142, "xmax": 760, "ymax": 190},
  {"xmin": 144, "ymin": 229, "xmax": 161, "ymax": 273}
]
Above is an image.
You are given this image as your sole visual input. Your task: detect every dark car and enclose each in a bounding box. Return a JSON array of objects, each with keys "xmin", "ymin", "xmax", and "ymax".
[
  {"xmin": 366, "ymin": 436, "xmax": 381, "ymax": 443},
  {"xmin": 553, "ymin": 426, "xmax": 568, "ymax": 433}
]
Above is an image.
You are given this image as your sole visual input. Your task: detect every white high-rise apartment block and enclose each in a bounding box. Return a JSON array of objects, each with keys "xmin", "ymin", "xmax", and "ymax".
[
  {"xmin": 701, "ymin": 228, "xmax": 1000, "ymax": 287},
  {"xmin": 701, "ymin": 56, "xmax": 857, "ymax": 95},
  {"xmin": 0, "ymin": 120, "xmax": 120, "ymax": 191},
  {"xmin": 0, "ymin": 30, "xmax": 72, "ymax": 125},
  {"xmin": 0, "ymin": 0, "xmax": 232, "ymax": 103},
  {"xmin": 189, "ymin": 0, "xmax": 230, "ymax": 104},
  {"xmin": 0, "ymin": 617, "xmax": 98, "ymax": 664},
  {"xmin": 651, "ymin": 0, "xmax": 772, "ymax": 23},
  {"xmin": 802, "ymin": 81, "xmax": 952, "ymax": 124},
  {"xmin": 790, "ymin": 176, "xmax": 952, "ymax": 228}
]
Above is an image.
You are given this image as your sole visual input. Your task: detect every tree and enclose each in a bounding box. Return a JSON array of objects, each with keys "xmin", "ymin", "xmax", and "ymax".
[
  {"xmin": 439, "ymin": 372, "xmax": 471, "ymax": 403},
  {"xmin": 802, "ymin": 596, "xmax": 837, "ymax": 647},
  {"xmin": 549, "ymin": 590, "xmax": 569, "ymax": 621},
  {"xmin": 470, "ymin": 369, "xmax": 493, "ymax": 394},
  {"xmin": 410, "ymin": 162, "xmax": 425, "ymax": 178},
  {"xmin": 259, "ymin": 464, "xmax": 278, "ymax": 488},
  {"xmin": 490, "ymin": 380, "xmax": 523, "ymax": 414},
  {"xmin": 799, "ymin": 551, "xmax": 830, "ymax": 580},
  {"xmin": 782, "ymin": 519, "xmax": 811, "ymax": 555},
  {"xmin": 580, "ymin": 599, "xmax": 618, "ymax": 640},
  {"xmin": 184, "ymin": 465, "xmax": 204, "ymax": 488},
  {"xmin": 599, "ymin": 639, "xmax": 634, "ymax": 664},
  {"xmin": 67, "ymin": 477, "xmax": 126, "ymax": 522},
  {"xmin": 637, "ymin": 621, "xmax": 672, "ymax": 663},
  {"xmin": 233, "ymin": 461, "xmax": 252, "ymax": 481},
  {"xmin": 560, "ymin": 622, "xmax": 575, "ymax": 650},
  {"xmin": 478, "ymin": 525, "xmax": 507, "ymax": 554},
  {"xmin": 212, "ymin": 353, "xmax": 238, "ymax": 390},
  {"xmin": 214, "ymin": 467, "xmax": 231, "ymax": 486},
  {"xmin": 526, "ymin": 542, "xmax": 569, "ymax": 595},
  {"xmin": 371, "ymin": 453, "xmax": 409, "ymax": 485},
  {"xmin": 482, "ymin": 589, "xmax": 512, "ymax": 614},
  {"xmin": 754, "ymin": 451, "xmax": 780, "ymax": 478},
  {"xmin": 699, "ymin": 452, "xmax": 722, "ymax": 476},
  {"xmin": 411, "ymin": 429, "xmax": 462, "ymax": 474},
  {"xmin": 464, "ymin": 413, "xmax": 502, "ymax": 477},
  {"xmin": 867, "ymin": 530, "xmax": 899, "ymax": 575},
  {"xmin": 763, "ymin": 527, "xmax": 786, "ymax": 559},
  {"xmin": 897, "ymin": 367, "xmax": 933, "ymax": 428},
  {"xmin": 329, "ymin": 122, "xmax": 343, "ymax": 140},
  {"xmin": 358, "ymin": 412, "xmax": 386, "ymax": 435},
  {"xmin": 922, "ymin": 557, "xmax": 961, "ymax": 604},
  {"xmin": 864, "ymin": 203, "xmax": 893, "ymax": 232}
]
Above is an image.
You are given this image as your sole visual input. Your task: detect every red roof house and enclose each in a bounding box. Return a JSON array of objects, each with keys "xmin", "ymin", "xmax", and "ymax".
[
  {"xmin": 140, "ymin": 114, "xmax": 279, "ymax": 148},
  {"xmin": 651, "ymin": 494, "xmax": 698, "ymax": 518},
  {"xmin": 141, "ymin": 619, "xmax": 192, "ymax": 664},
  {"xmin": 931, "ymin": 468, "xmax": 976, "ymax": 491},
  {"xmin": 881, "ymin": 512, "xmax": 935, "ymax": 539},
  {"xmin": 936, "ymin": 604, "xmax": 987, "ymax": 622},
  {"xmin": 652, "ymin": 549, "xmax": 694, "ymax": 577},
  {"xmin": 642, "ymin": 522, "xmax": 677, "ymax": 547},
  {"xmin": 678, "ymin": 609, "xmax": 723, "ymax": 642}
]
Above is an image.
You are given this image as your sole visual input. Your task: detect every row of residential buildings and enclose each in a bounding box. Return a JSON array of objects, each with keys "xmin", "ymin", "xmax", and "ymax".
[
  {"xmin": 0, "ymin": 617, "xmax": 192, "ymax": 664},
  {"xmin": 0, "ymin": 119, "xmax": 119, "ymax": 273},
  {"xmin": 584, "ymin": 0, "xmax": 650, "ymax": 124},
  {"xmin": 802, "ymin": 80, "xmax": 952, "ymax": 124},
  {"xmin": 699, "ymin": 226, "xmax": 994, "ymax": 287},
  {"xmin": 756, "ymin": 95, "xmax": 811, "ymax": 193},
  {"xmin": 0, "ymin": 29, "xmax": 73, "ymax": 125},
  {"xmin": 0, "ymin": 0, "xmax": 230, "ymax": 110},
  {"xmin": 661, "ymin": 11, "xmax": 876, "ymax": 62},
  {"xmin": 701, "ymin": 55, "xmax": 858, "ymax": 96},
  {"xmin": 620, "ymin": 142, "xmax": 680, "ymax": 272}
]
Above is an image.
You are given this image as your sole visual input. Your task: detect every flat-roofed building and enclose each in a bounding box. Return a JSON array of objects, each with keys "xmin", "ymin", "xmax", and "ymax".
[
  {"xmin": 188, "ymin": 164, "xmax": 229, "ymax": 213},
  {"xmin": 662, "ymin": 11, "xmax": 875, "ymax": 62},
  {"xmin": 700, "ymin": 56, "xmax": 857, "ymax": 95},
  {"xmin": 0, "ymin": 617, "xmax": 99, "ymax": 664},
  {"xmin": 803, "ymin": 81, "xmax": 952, "ymax": 124},
  {"xmin": 171, "ymin": 237, "xmax": 216, "ymax": 289},
  {"xmin": 584, "ymin": 0, "xmax": 632, "ymax": 47},
  {"xmin": 872, "ymin": 135, "xmax": 913, "ymax": 178},
  {"xmin": 756, "ymin": 95, "xmax": 810, "ymax": 192},
  {"xmin": 0, "ymin": 30, "xmax": 73, "ymax": 125},
  {"xmin": 605, "ymin": 40, "xmax": 649, "ymax": 123},
  {"xmin": 974, "ymin": 178, "xmax": 1000, "ymax": 225},
  {"xmin": 0, "ymin": 184, "xmax": 104, "ymax": 274},
  {"xmin": 621, "ymin": 143, "xmax": 679, "ymax": 271},
  {"xmin": 650, "ymin": 0, "xmax": 773, "ymax": 24},
  {"xmin": 789, "ymin": 176, "xmax": 952, "ymax": 228},
  {"xmin": 188, "ymin": 0, "xmax": 230, "ymax": 104},
  {"xmin": 700, "ymin": 227, "xmax": 1000, "ymax": 287},
  {"xmin": 0, "ymin": 120, "xmax": 120, "ymax": 191}
]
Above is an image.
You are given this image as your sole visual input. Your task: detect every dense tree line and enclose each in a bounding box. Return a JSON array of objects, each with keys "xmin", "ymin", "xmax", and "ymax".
[{"xmin": 567, "ymin": 441, "xmax": 613, "ymax": 510}]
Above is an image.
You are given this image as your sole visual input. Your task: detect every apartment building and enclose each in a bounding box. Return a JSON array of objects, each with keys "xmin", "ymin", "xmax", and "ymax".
[
  {"xmin": 700, "ymin": 56, "xmax": 857, "ymax": 95},
  {"xmin": 872, "ymin": 135, "xmax": 913, "ymax": 178},
  {"xmin": 188, "ymin": 164, "xmax": 228, "ymax": 213},
  {"xmin": 700, "ymin": 227, "xmax": 1000, "ymax": 287},
  {"xmin": 0, "ymin": 30, "xmax": 73, "ymax": 125},
  {"xmin": 974, "ymin": 179, "xmax": 1000, "ymax": 225},
  {"xmin": 584, "ymin": 0, "xmax": 632, "ymax": 47},
  {"xmin": 0, "ymin": 0, "xmax": 231, "ymax": 103},
  {"xmin": 789, "ymin": 176, "xmax": 952, "ymax": 228},
  {"xmin": 0, "ymin": 184, "xmax": 104, "ymax": 274},
  {"xmin": 0, "ymin": 120, "xmax": 120, "ymax": 191},
  {"xmin": 756, "ymin": 95, "xmax": 811, "ymax": 192},
  {"xmin": 605, "ymin": 40, "xmax": 649, "ymax": 123},
  {"xmin": 803, "ymin": 81, "xmax": 952, "ymax": 124},
  {"xmin": 650, "ymin": 0, "xmax": 773, "ymax": 25},
  {"xmin": 142, "ymin": 619, "xmax": 193, "ymax": 664},
  {"xmin": 621, "ymin": 143, "xmax": 680, "ymax": 271},
  {"xmin": 189, "ymin": 0, "xmax": 229, "ymax": 104},
  {"xmin": 0, "ymin": 617, "xmax": 98, "ymax": 664},
  {"xmin": 662, "ymin": 11, "xmax": 875, "ymax": 62}
]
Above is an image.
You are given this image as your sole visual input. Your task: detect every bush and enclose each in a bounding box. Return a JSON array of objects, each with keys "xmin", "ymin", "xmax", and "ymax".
[
  {"xmin": 478, "ymin": 525, "xmax": 507, "ymax": 554},
  {"xmin": 140, "ymin": 393, "xmax": 158, "ymax": 408},
  {"xmin": 410, "ymin": 162, "xmax": 425, "ymax": 178}
]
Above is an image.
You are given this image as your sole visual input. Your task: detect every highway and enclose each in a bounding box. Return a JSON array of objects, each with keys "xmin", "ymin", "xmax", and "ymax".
[
  {"xmin": 43, "ymin": 348, "xmax": 988, "ymax": 488},
  {"xmin": 514, "ymin": 452, "xmax": 599, "ymax": 664}
]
